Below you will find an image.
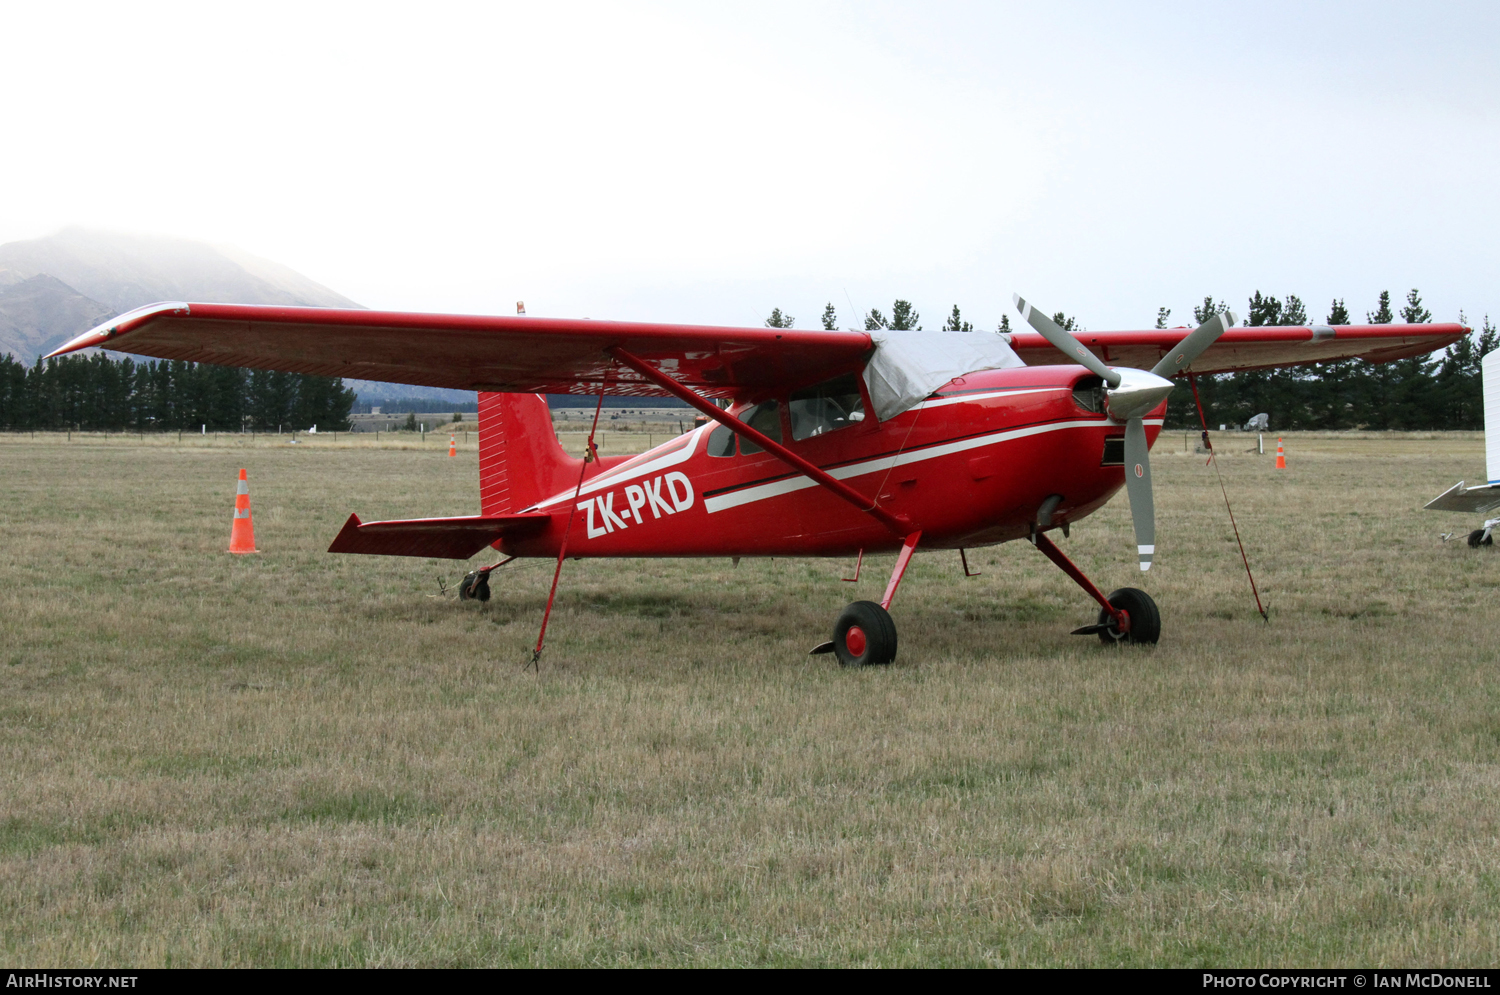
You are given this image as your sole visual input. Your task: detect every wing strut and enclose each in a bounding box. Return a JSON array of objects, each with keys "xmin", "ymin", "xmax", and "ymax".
[{"xmin": 607, "ymin": 346, "xmax": 912, "ymax": 536}]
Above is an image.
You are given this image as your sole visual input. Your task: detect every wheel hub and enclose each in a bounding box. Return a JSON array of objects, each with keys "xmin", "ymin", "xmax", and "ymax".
[{"xmin": 845, "ymin": 625, "xmax": 867, "ymax": 656}]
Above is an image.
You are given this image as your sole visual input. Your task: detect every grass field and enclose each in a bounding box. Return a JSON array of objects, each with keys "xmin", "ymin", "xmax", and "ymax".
[{"xmin": 2, "ymin": 430, "xmax": 1499, "ymax": 967}]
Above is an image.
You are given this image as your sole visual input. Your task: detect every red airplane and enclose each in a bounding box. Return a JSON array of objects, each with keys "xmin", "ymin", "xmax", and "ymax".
[{"xmin": 49, "ymin": 298, "xmax": 1465, "ymax": 665}]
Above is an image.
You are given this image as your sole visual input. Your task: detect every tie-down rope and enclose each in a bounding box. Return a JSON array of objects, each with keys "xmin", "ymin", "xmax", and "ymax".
[{"xmin": 1187, "ymin": 373, "xmax": 1268, "ymax": 622}]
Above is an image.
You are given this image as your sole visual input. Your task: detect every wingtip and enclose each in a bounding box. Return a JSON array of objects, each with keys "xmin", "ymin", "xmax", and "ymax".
[
  {"xmin": 45, "ymin": 301, "xmax": 192, "ymax": 359},
  {"xmin": 45, "ymin": 326, "xmax": 113, "ymax": 359}
]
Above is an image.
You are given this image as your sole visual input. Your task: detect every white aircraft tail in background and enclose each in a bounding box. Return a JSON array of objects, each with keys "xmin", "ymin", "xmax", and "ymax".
[{"xmin": 1426, "ymin": 350, "xmax": 1500, "ymax": 546}]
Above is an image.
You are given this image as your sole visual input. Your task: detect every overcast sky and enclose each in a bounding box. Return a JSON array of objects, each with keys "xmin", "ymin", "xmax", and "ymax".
[{"xmin": 3, "ymin": 1, "xmax": 1496, "ymax": 331}]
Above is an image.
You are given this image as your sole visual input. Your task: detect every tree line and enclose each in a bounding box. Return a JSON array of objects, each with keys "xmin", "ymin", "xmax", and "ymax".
[
  {"xmin": 772, "ymin": 291, "xmax": 1497, "ymax": 431},
  {"xmin": 0, "ymin": 352, "xmax": 357, "ymax": 432}
]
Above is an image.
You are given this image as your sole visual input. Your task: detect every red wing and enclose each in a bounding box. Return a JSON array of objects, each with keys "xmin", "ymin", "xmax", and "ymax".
[
  {"xmin": 1010, "ymin": 323, "xmax": 1468, "ymax": 374},
  {"xmin": 46, "ymin": 302, "xmax": 874, "ymax": 398}
]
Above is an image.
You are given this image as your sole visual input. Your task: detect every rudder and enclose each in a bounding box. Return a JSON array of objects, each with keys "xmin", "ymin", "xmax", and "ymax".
[{"xmin": 478, "ymin": 392, "xmax": 582, "ymax": 514}]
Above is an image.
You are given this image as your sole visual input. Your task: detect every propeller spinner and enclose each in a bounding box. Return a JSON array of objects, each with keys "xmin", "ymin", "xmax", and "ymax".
[{"xmin": 1012, "ymin": 296, "xmax": 1236, "ymax": 571}]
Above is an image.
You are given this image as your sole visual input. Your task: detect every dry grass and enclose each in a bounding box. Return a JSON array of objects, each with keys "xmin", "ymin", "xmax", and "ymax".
[{"xmin": 2, "ymin": 431, "xmax": 1498, "ymax": 966}]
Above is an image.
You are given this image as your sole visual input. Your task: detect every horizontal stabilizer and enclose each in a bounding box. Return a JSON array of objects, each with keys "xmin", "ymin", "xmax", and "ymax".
[
  {"xmin": 327, "ymin": 512, "xmax": 549, "ymax": 559},
  {"xmin": 1423, "ymin": 481, "xmax": 1500, "ymax": 515}
]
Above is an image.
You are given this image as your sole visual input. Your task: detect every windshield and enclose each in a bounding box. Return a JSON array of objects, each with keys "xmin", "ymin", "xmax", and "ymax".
[{"xmin": 789, "ymin": 374, "xmax": 865, "ymax": 441}]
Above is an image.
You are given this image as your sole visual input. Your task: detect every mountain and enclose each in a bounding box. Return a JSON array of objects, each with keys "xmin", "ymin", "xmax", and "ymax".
[
  {"xmin": 0, "ymin": 227, "xmax": 472, "ymax": 404},
  {"xmin": 0, "ymin": 275, "xmax": 116, "ymax": 363},
  {"xmin": 0, "ymin": 227, "xmax": 360, "ymax": 316}
]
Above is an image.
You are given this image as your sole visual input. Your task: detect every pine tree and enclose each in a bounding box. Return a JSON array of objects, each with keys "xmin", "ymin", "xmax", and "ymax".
[
  {"xmin": 1434, "ymin": 311, "xmax": 1484, "ymax": 427},
  {"xmin": 249, "ymin": 369, "xmax": 298, "ymax": 431},
  {"xmin": 1051, "ymin": 312, "xmax": 1078, "ymax": 332},
  {"xmin": 1273, "ymin": 296, "xmax": 1311, "ymax": 425},
  {"xmin": 1313, "ymin": 300, "xmax": 1355, "ymax": 427},
  {"xmin": 864, "ymin": 309, "xmax": 887, "ymax": 331},
  {"xmin": 890, "ymin": 300, "xmax": 921, "ymax": 330},
  {"xmin": 1155, "ymin": 307, "xmax": 1171, "ymax": 329},
  {"xmin": 821, "ymin": 303, "xmax": 838, "ymax": 331},
  {"xmin": 1193, "ymin": 296, "xmax": 1229, "ymax": 324},
  {"xmin": 765, "ymin": 308, "xmax": 795, "ymax": 329},
  {"xmin": 942, "ymin": 305, "xmax": 973, "ymax": 332},
  {"xmin": 1388, "ymin": 289, "xmax": 1437, "ymax": 428},
  {"xmin": 1355, "ymin": 291, "xmax": 1395, "ymax": 427},
  {"xmin": 1401, "ymin": 288, "xmax": 1432, "ymax": 324},
  {"xmin": 291, "ymin": 373, "xmax": 356, "ymax": 431},
  {"xmin": 0, "ymin": 354, "xmax": 26, "ymax": 428},
  {"xmin": 1246, "ymin": 290, "xmax": 1282, "ymax": 327},
  {"xmin": 1282, "ymin": 295, "xmax": 1308, "ymax": 326},
  {"xmin": 1230, "ymin": 292, "xmax": 1286, "ymax": 429},
  {"xmin": 996, "ymin": 315, "xmax": 1011, "ymax": 335}
]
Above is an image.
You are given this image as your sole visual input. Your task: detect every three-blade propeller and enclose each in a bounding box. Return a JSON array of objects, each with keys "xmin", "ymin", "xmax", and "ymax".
[{"xmin": 1012, "ymin": 295, "xmax": 1237, "ymax": 571}]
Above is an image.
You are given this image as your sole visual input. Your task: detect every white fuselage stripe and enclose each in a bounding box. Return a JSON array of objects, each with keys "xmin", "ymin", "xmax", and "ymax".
[
  {"xmin": 704, "ymin": 416, "xmax": 1147, "ymax": 514},
  {"xmin": 913, "ymin": 387, "xmax": 1061, "ymax": 410},
  {"xmin": 530, "ymin": 387, "xmax": 1164, "ymax": 518}
]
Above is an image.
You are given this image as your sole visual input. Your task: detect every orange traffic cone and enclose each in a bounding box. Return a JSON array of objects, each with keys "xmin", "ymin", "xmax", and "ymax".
[
  {"xmin": 1275, "ymin": 438, "xmax": 1286, "ymax": 469},
  {"xmin": 448, "ymin": 433, "xmax": 456, "ymax": 457},
  {"xmin": 229, "ymin": 468, "xmax": 258, "ymax": 553}
]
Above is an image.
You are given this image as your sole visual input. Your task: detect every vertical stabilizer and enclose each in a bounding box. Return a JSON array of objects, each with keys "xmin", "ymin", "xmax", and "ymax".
[
  {"xmin": 1485, "ymin": 351, "xmax": 1500, "ymax": 484},
  {"xmin": 478, "ymin": 392, "xmax": 583, "ymax": 514}
]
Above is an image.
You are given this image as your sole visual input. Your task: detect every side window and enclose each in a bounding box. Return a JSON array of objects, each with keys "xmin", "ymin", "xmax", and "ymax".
[
  {"xmin": 789, "ymin": 373, "xmax": 866, "ymax": 441},
  {"xmin": 707, "ymin": 423, "xmax": 735, "ymax": 457},
  {"xmin": 737, "ymin": 400, "xmax": 782, "ymax": 455}
]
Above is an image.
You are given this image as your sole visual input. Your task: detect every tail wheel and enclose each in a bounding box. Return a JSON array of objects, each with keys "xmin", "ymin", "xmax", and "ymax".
[
  {"xmin": 458, "ymin": 571, "xmax": 491, "ymax": 601},
  {"xmin": 833, "ymin": 600, "xmax": 898, "ymax": 667},
  {"xmin": 1468, "ymin": 529, "xmax": 1492, "ymax": 548},
  {"xmin": 1096, "ymin": 587, "xmax": 1160, "ymax": 645}
]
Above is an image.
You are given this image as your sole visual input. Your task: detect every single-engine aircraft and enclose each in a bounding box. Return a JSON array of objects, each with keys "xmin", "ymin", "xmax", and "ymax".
[{"xmin": 49, "ymin": 298, "xmax": 1465, "ymax": 665}]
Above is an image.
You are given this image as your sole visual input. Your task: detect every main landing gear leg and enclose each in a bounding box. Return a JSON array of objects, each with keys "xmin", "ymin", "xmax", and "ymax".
[
  {"xmin": 459, "ymin": 556, "xmax": 517, "ymax": 602},
  {"xmin": 812, "ymin": 531, "xmax": 921, "ymax": 667},
  {"xmin": 1032, "ymin": 532, "xmax": 1160, "ymax": 645}
]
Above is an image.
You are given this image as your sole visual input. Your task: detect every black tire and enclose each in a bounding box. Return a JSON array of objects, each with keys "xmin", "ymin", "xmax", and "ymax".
[
  {"xmin": 832, "ymin": 600, "xmax": 898, "ymax": 667},
  {"xmin": 1096, "ymin": 587, "xmax": 1160, "ymax": 646},
  {"xmin": 473, "ymin": 575, "xmax": 491, "ymax": 602},
  {"xmin": 1468, "ymin": 529, "xmax": 1492, "ymax": 548},
  {"xmin": 458, "ymin": 571, "xmax": 479, "ymax": 601}
]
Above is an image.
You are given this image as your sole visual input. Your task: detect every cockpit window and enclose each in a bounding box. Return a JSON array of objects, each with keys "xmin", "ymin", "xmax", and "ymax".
[
  {"xmin": 737, "ymin": 400, "xmax": 783, "ymax": 455},
  {"xmin": 706, "ymin": 401, "xmax": 783, "ymax": 457},
  {"xmin": 707, "ymin": 423, "xmax": 735, "ymax": 457},
  {"xmin": 789, "ymin": 373, "xmax": 866, "ymax": 441}
]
